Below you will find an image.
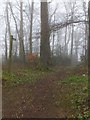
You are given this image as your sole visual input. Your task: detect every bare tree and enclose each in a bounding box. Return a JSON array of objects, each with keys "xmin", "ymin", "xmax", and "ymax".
[
  {"xmin": 52, "ymin": 14, "xmax": 55, "ymax": 56},
  {"xmin": 5, "ymin": 25, "xmax": 8, "ymax": 60},
  {"xmin": 40, "ymin": 0, "xmax": 51, "ymax": 67},
  {"xmin": 19, "ymin": 2, "xmax": 25, "ymax": 62},
  {"xmin": 6, "ymin": 2, "xmax": 13, "ymax": 71},
  {"xmin": 88, "ymin": 0, "xmax": 90, "ymax": 104},
  {"xmin": 8, "ymin": 2, "xmax": 19, "ymax": 58},
  {"xmin": 82, "ymin": 0, "xmax": 88, "ymax": 62},
  {"xmin": 29, "ymin": 0, "xmax": 34, "ymax": 54},
  {"xmin": 70, "ymin": 1, "xmax": 76, "ymax": 64}
]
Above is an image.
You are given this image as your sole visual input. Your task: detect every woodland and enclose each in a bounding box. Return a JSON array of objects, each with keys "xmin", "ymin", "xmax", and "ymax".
[{"xmin": 1, "ymin": 0, "xmax": 90, "ymax": 119}]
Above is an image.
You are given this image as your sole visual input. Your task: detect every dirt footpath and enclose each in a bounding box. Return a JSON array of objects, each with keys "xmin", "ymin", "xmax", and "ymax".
[{"xmin": 2, "ymin": 67, "xmax": 86, "ymax": 118}]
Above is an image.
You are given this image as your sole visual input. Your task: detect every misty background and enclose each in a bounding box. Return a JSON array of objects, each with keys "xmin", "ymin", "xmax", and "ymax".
[{"xmin": 0, "ymin": 0, "xmax": 88, "ymax": 65}]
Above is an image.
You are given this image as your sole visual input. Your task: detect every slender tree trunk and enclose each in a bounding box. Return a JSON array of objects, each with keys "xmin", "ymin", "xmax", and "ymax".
[
  {"xmin": 52, "ymin": 31, "xmax": 55, "ymax": 56},
  {"xmin": 5, "ymin": 25, "xmax": 8, "ymax": 60},
  {"xmin": 64, "ymin": 26, "xmax": 68, "ymax": 55},
  {"xmin": 88, "ymin": 0, "xmax": 90, "ymax": 105},
  {"xmin": 6, "ymin": 3, "xmax": 11, "ymax": 39},
  {"xmin": 52, "ymin": 14, "xmax": 55, "ymax": 56},
  {"xmin": 6, "ymin": 2, "xmax": 12, "ymax": 72},
  {"xmin": 19, "ymin": 2, "xmax": 25, "ymax": 62},
  {"xmin": 14, "ymin": 33, "xmax": 18, "ymax": 57},
  {"xmin": 83, "ymin": 1, "xmax": 88, "ymax": 63},
  {"xmin": 57, "ymin": 30, "xmax": 61, "ymax": 56},
  {"xmin": 29, "ymin": 0, "xmax": 34, "ymax": 54},
  {"xmin": 74, "ymin": 35, "xmax": 78, "ymax": 62},
  {"xmin": 70, "ymin": 2, "xmax": 75, "ymax": 65},
  {"xmin": 9, "ymin": 3, "xmax": 20, "ymax": 39},
  {"xmin": 70, "ymin": 22, "xmax": 74, "ymax": 64},
  {"xmin": 9, "ymin": 35, "xmax": 13, "ymax": 69},
  {"xmin": 40, "ymin": 1, "xmax": 51, "ymax": 67},
  {"xmin": 84, "ymin": 19, "xmax": 88, "ymax": 63},
  {"xmin": 9, "ymin": 3, "xmax": 19, "ymax": 58}
]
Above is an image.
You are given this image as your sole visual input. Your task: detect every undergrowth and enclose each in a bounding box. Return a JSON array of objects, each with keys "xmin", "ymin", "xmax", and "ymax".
[{"xmin": 58, "ymin": 75, "xmax": 89, "ymax": 119}]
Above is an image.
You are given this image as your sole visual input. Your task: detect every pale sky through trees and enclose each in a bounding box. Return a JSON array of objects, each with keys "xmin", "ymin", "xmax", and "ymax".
[{"xmin": 0, "ymin": 0, "xmax": 89, "ymax": 59}]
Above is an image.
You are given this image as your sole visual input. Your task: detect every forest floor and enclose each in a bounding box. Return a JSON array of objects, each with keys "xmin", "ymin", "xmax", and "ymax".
[{"xmin": 2, "ymin": 64, "xmax": 90, "ymax": 119}]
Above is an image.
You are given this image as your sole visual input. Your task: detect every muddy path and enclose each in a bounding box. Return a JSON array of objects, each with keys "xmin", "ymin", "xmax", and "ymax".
[{"xmin": 2, "ymin": 67, "xmax": 87, "ymax": 118}]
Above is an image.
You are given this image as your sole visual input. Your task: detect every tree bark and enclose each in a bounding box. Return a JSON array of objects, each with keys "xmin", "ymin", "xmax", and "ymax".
[
  {"xmin": 64, "ymin": 26, "xmax": 68, "ymax": 55},
  {"xmin": 6, "ymin": 2, "xmax": 12, "ymax": 72},
  {"xmin": 70, "ymin": 3, "xmax": 75, "ymax": 65},
  {"xmin": 19, "ymin": 2, "xmax": 25, "ymax": 62},
  {"xmin": 82, "ymin": 1, "xmax": 88, "ymax": 63},
  {"xmin": 52, "ymin": 14, "xmax": 55, "ymax": 56},
  {"xmin": 9, "ymin": 3, "xmax": 19, "ymax": 58},
  {"xmin": 5, "ymin": 25, "xmax": 8, "ymax": 60},
  {"xmin": 40, "ymin": 1, "xmax": 51, "ymax": 67},
  {"xmin": 29, "ymin": 1, "xmax": 34, "ymax": 54},
  {"xmin": 88, "ymin": 0, "xmax": 90, "ymax": 105},
  {"xmin": 70, "ymin": 22, "xmax": 74, "ymax": 64},
  {"xmin": 9, "ymin": 3, "xmax": 20, "ymax": 39}
]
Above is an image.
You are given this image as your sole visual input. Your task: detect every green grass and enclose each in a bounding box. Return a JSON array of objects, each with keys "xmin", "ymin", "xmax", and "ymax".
[
  {"xmin": 57, "ymin": 75, "xmax": 89, "ymax": 119},
  {"xmin": 62, "ymin": 75, "xmax": 88, "ymax": 84},
  {"xmin": 2, "ymin": 67, "xmax": 53, "ymax": 86}
]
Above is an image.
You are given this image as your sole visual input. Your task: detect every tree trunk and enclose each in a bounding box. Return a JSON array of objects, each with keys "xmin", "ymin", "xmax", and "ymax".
[
  {"xmin": 29, "ymin": 0, "xmax": 34, "ymax": 54},
  {"xmin": 40, "ymin": 1, "xmax": 51, "ymax": 67},
  {"xmin": 74, "ymin": 35, "xmax": 78, "ymax": 62},
  {"xmin": 6, "ymin": 2, "xmax": 12, "ymax": 72},
  {"xmin": 64, "ymin": 26, "xmax": 68, "ymax": 55},
  {"xmin": 9, "ymin": 3, "xmax": 19, "ymax": 58},
  {"xmin": 5, "ymin": 25, "xmax": 8, "ymax": 60},
  {"xmin": 88, "ymin": 0, "xmax": 90, "ymax": 105},
  {"xmin": 9, "ymin": 35, "xmax": 13, "ymax": 71},
  {"xmin": 83, "ymin": 1, "xmax": 88, "ymax": 63},
  {"xmin": 19, "ymin": 2, "xmax": 25, "ymax": 62},
  {"xmin": 70, "ymin": 23, "xmax": 74, "ymax": 64},
  {"xmin": 52, "ymin": 14, "xmax": 55, "ymax": 56}
]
